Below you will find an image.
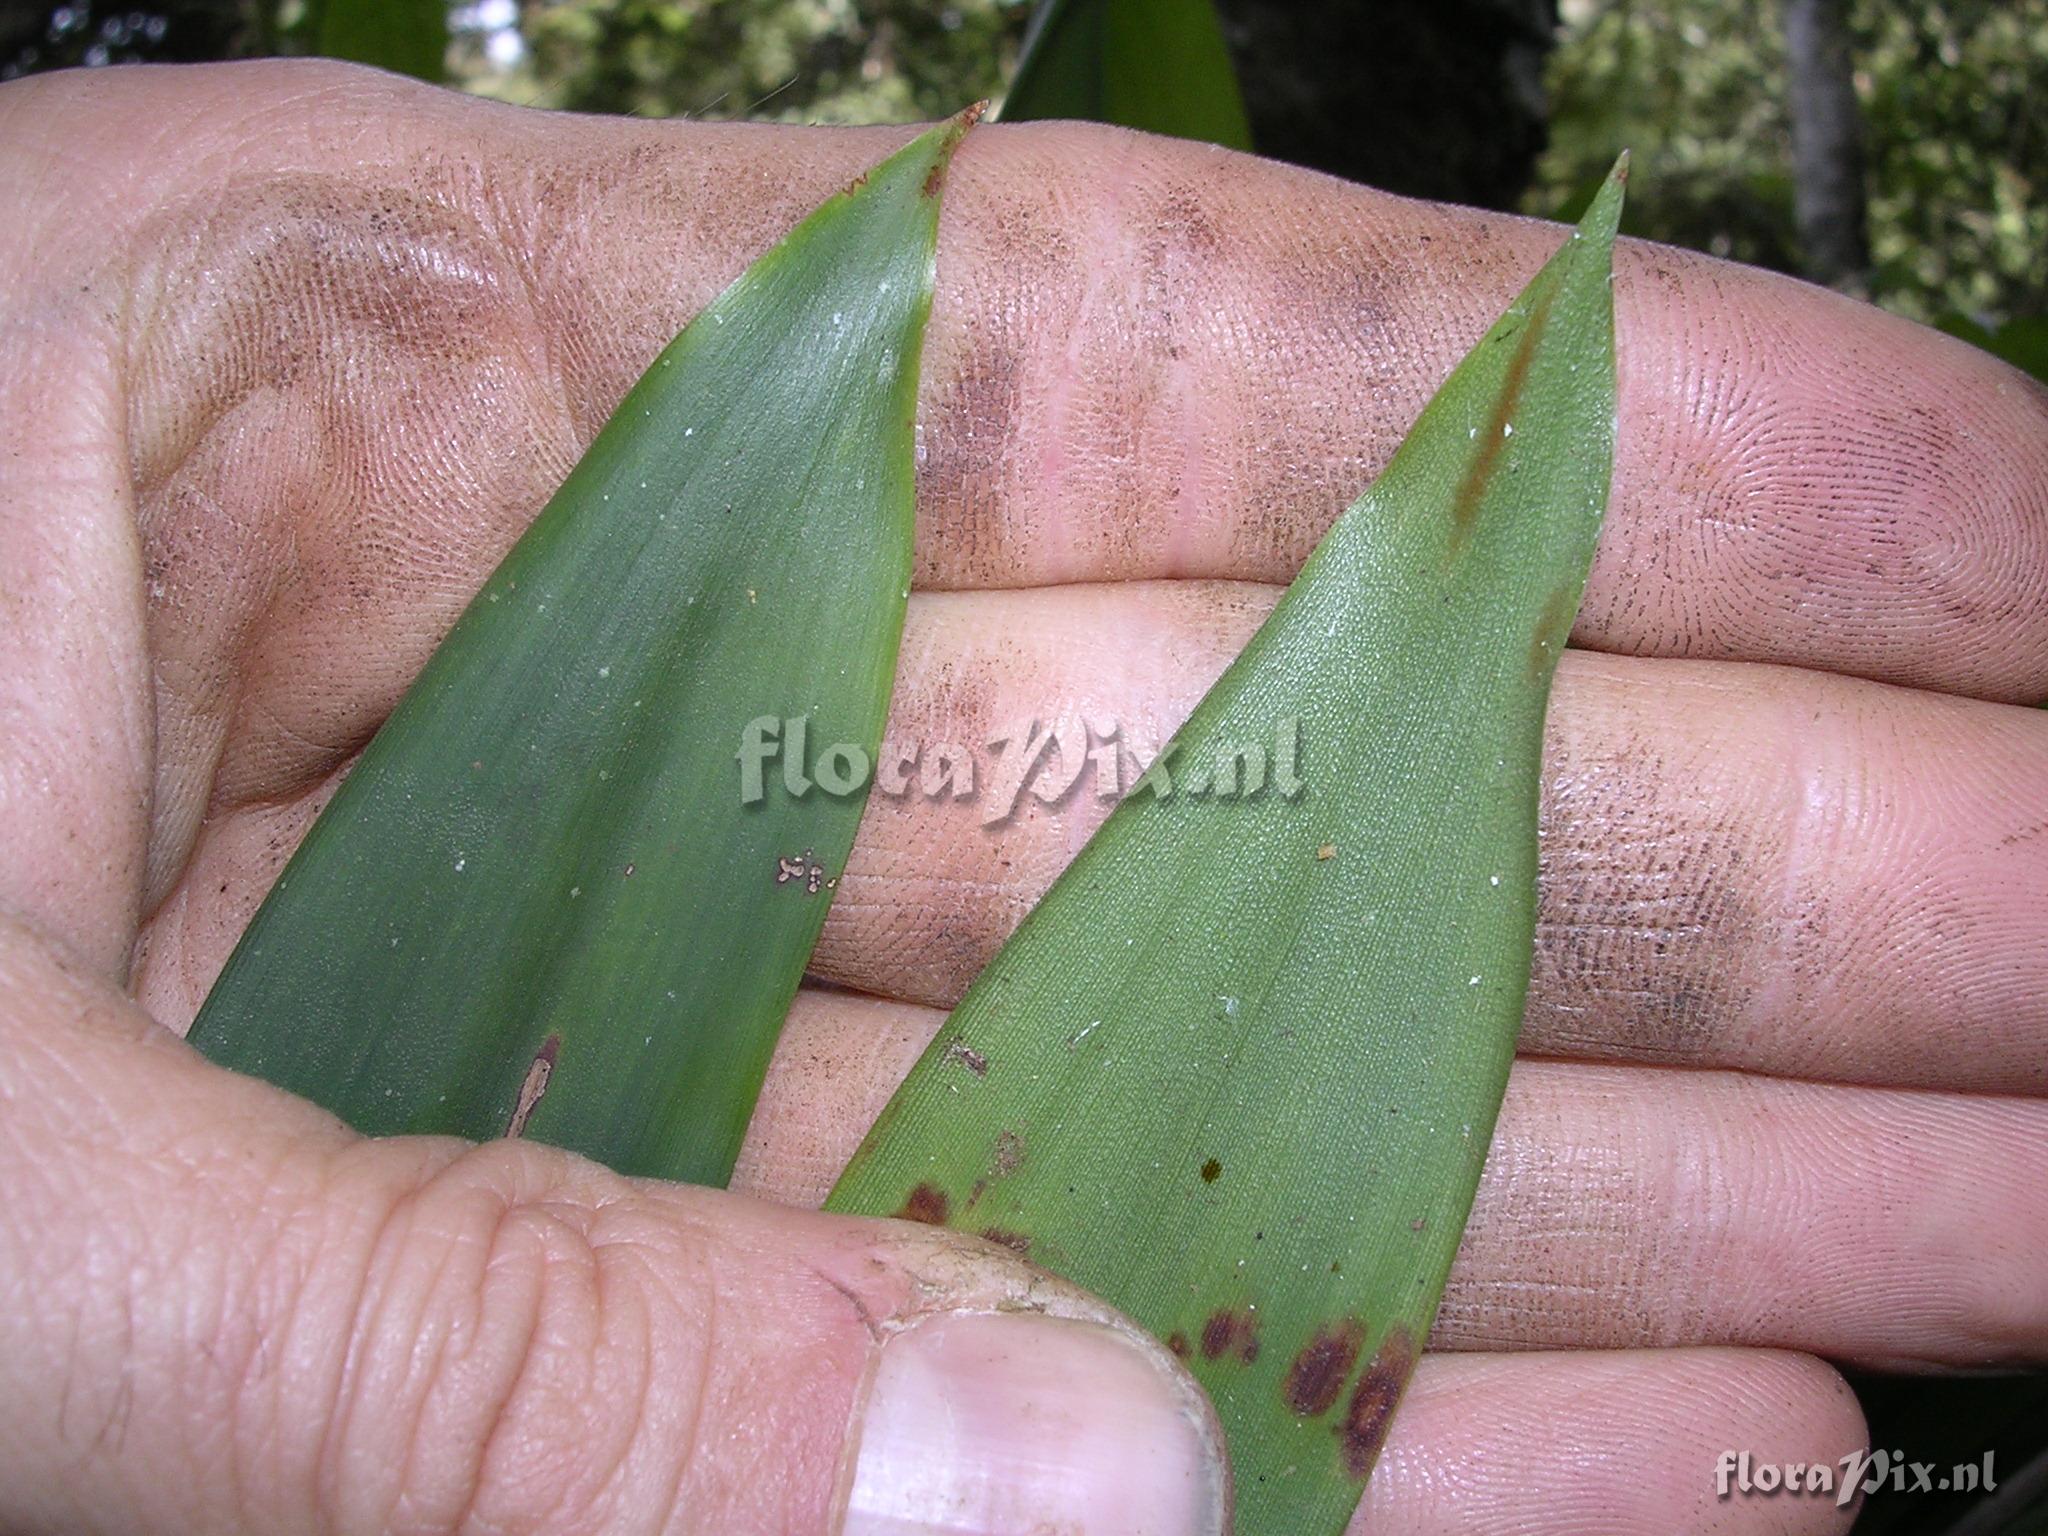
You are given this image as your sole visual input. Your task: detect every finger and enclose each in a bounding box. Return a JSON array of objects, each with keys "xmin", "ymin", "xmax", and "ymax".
[
  {"xmin": 921, "ymin": 126, "xmax": 2048, "ymax": 705},
  {"xmin": 10, "ymin": 68, "xmax": 2038, "ymax": 935},
  {"xmin": 1442, "ymin": 1062, "xmax": 2048, "ymax": 1371},
  {"xmin": 1526, "ymin": 650, "xmax": 2048, "ymax": 1093},
  {"xmin": 738, "ymin": 994, "xmax": 2048, "ymax": 1370},
  {"xmin": 0, "ymin": 915, "xmax": 1227, "ymax": 1536},
  {"xmin": 1355, "ymin": 1349, "xmax": 1864, "ymax": 1536},
  {"xmin": 792, "ymin": 587, "xmax": 2040, "ymax": 1093},
  {"xmin": 138, "ymin": 582, "xmax": 2048, "ymax": 1093}
]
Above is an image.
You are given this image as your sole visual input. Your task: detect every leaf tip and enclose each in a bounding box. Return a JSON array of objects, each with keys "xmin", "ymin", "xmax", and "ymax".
[
  {"xmin": 1573, "ymin": 148, "xmax": 1630, "ymax": 252},
  {"xmin": 923, "ymin": 101, "xmax": 988, "ymax": 199}
]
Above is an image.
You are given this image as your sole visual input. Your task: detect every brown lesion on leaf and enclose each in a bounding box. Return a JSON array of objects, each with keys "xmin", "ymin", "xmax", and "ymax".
[
  {"xmin": 1200, "ymin": 1307, "xmax": 1261, "ymax": 1365},
  {"xmin": 1336, "ymin": 1325, "xmax": 1418, "ymax": 1479},
  {"xmin": 1283, "ymin": 1318, "xmax": 1366, "ymax": 1418},
  {"xmin": 505, "ymin": 1033, "xmax": 561, "ymax": 1139},
  {"xmin": 1528, "ymin": 580, "xmax": 1580, "ymax": 681},
  {"xmin": 979, "ymin": 1226, "xmax": 1032, "ymax": 1256},
  {"xmin": 945, "ymin": 1038, "xmax": 989, "ymax": 1076},
  {"xmin": 1200, "ymin": 1158, "xmax": 1223, "ymax": 1183},
  {"xmin": 895, "ymin": 1182, "xmax": 950, "ymax": 1225},
  {"xmin": 1449, "ymin": 285, "xmax": 1558, "ymax": 550},
  {"xmin": 1167, "ymin": 1331, "xmax": 1192, "ymax": 1358}
]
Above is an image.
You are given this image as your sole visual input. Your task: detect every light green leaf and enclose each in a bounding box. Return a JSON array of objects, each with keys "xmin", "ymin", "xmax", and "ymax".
[
  {"xmin": 190, "ymin": 113, "xmax": 976, "ymax": 1185},
  {"xmin": 830, "ymin": 159, "xmax": 1627, "ymax": 1532},
  {"xmin": 999, "ymin": 0, "xmax": 1253, "ymax": 151}
]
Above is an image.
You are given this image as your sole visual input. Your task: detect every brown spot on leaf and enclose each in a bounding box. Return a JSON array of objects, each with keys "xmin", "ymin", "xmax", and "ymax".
[
  {"xmin": 945, "ymin": 1038, "xmax": 989, "ymax": 1076},
  {"xmin": 1200, "ymin": 1158, "xmax": 1223, "ymax": 1183},
  {"xmin": 1200, "ymin": 1308, "xmax": 1261, "ymax": 1365},
  {"xmin": 1450, "ymin": 286, "xmax": 1557, "ymax": 548},
  {"xmin": 1336, "ymin": 1326, "xmax": 1417, "ymax": 1479},
  {"xmin": 979, "ymin": 1226, "xmax": 1032, "ymax": 1256},
  {"xmin": 1167, "ymin": 1331, "xmax": 1191, "ymax": 1359},
  {"xmin": 895, "ymin": 1183, "xmax": 950, "ymax": 1225},
  {"xmin": 1283, "ymin": 1319, "xmax": 1365, "ymax": 1417},
  {"xmin": 504, "ymin": 1033, "xmax": 560, "ymax": 1138}
]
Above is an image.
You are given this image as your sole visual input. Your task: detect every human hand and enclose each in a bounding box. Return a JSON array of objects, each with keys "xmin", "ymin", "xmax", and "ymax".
[{"xmin": 4, "ymin": 59, "xmax": 2042, "ymax": 1535}]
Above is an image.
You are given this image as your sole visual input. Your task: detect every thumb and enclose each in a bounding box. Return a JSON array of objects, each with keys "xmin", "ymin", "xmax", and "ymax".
[{"xmin": 0, "ymin": 915, "xmax": 1228, "ymax": 1536}]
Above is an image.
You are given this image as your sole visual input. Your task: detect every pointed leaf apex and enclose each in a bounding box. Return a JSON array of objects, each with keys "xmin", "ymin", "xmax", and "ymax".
[
  {"xmin": 1574, "ymin": 150, "xmax": 1630, "ymax": 251},
  {"xmin": 922, "ymin": 102, "xmax": 986, "ymax": 199}
]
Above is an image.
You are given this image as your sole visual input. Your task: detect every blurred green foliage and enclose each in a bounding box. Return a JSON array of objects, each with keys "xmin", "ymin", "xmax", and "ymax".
[
  {"xmin": 1529, "ymin": 0, "xmax": 2046, "ymax": 328},
  {"xmin": 475, "ymin": 0, "xmax": 1030, "ymax": 123}
]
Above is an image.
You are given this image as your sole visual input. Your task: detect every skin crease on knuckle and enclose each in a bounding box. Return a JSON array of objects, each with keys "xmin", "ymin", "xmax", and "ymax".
[{"xmin": 1, "ymin": 55, "xmax": 2041, "ymax": 1534}]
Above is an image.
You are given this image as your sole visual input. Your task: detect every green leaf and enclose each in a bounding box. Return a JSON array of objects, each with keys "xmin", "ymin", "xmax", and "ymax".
[
  {"xmin": 829, "ymin": 159, "xmax": 1627, "ymax": 1530},
  {"xmin": 999, "ymin": 0, "xmax": 1253, "ymax": 152},
  {"xmin": 190, "ymin": 113, "xmax": 977, "ymax": 1185},
  {"xmin": 308, "ymin": 0, "xmax": 450, "ymax": 84}
]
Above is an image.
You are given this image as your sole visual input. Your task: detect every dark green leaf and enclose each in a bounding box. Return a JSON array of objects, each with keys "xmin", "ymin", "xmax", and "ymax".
[
  {"xmin": 1000, "ymin": 0, "xmax": 1252, "ymax": 151},
  {"xmin": 309, "ymin": 0, "xmax": 450, "ymax": 84}
]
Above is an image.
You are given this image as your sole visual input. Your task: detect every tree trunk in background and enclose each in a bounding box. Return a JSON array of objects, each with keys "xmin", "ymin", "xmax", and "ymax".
[{"xmin": 1782, "ymin": 0, "xmax": 1872, "ymax": 295}]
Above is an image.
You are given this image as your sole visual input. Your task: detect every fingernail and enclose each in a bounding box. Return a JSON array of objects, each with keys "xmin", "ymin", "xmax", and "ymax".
[{"xmin": 839, "ymin": 1310, "xmax": 1228, "ymax": 1536}]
